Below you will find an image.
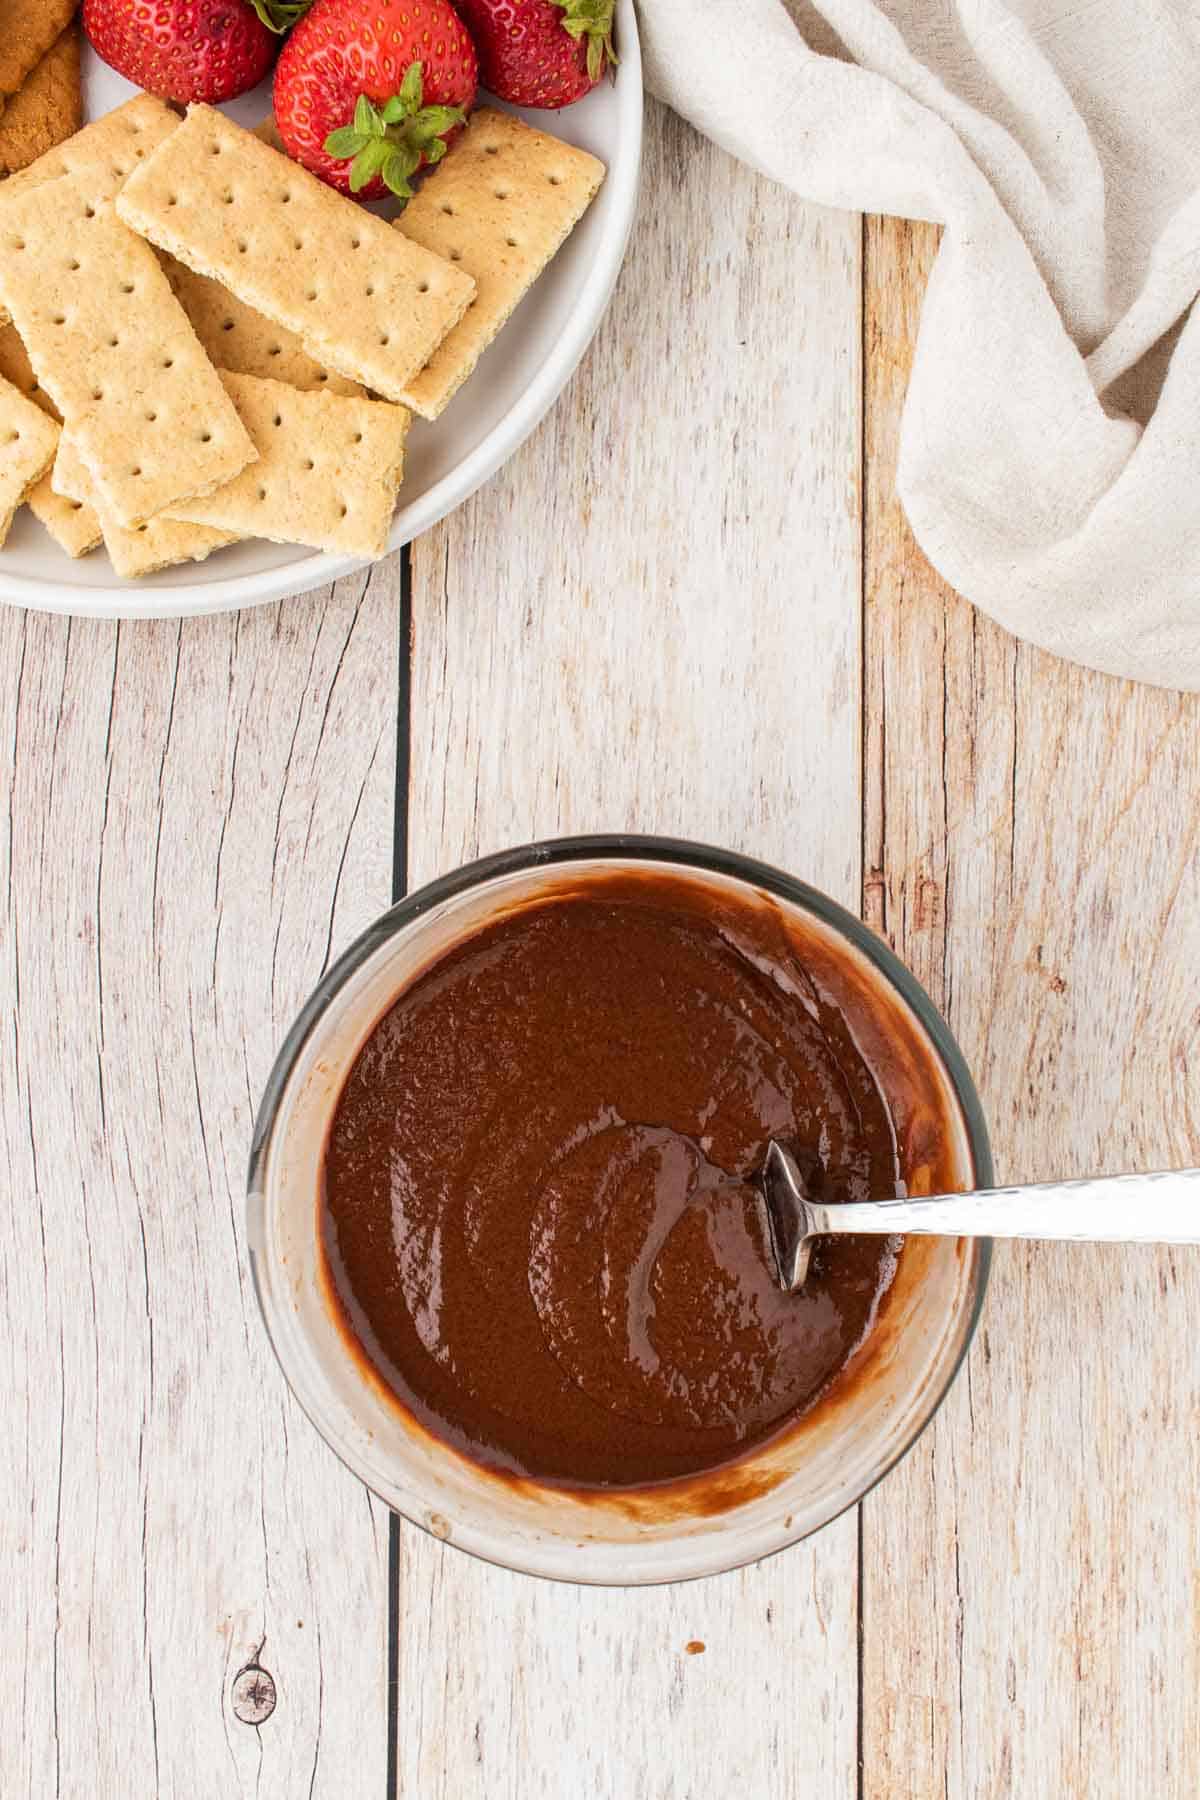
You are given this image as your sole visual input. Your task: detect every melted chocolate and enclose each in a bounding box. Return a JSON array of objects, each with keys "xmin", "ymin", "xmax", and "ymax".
[{"xmin": 321, "ymin": 872, "xmax": 917, "ymax": 1489}]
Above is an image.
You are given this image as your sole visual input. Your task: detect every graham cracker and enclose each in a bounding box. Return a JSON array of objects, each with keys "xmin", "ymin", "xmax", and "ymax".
[
  {"xmin": 396, "ymin": 109, "xmax": 606, "ymax": 420},
  {"xmin": 116, "ymin": 105, "xmax": 477, "ymax": 404},
  {"xmin": 0, "ymin": 320, "xmax": 57, "ymax": 416},
  {"xmin": 164, "ymin": 372, "xmax": 409, "ymax": 559},
  {"xmin": 2, "ymin": 91, "xmax": 178, "ymax": 199},
  {"xmin": 0, "ymin": 370, "xmax": 59, "ymax": 545},
  {"xmin": 0, "ymin": 185, "xmax": 257, "ymax": 526},
  {"xmin": 0, "ymin": 24, "xmax": 80, "ymax": 175},
  {"xmin": 26, "ymin": 466, "xmax": 101, "ymax": 555},
  {"xmin": 52, "ymin": 433, "xmax": 237, "ymax": 578},
  {"xmin": 2, "ymin": 315, "xmax": 96, "ymax": 548},
  {"xmin": 0, "ymin": 95, "xmax": 181, "ymax": 329},
  {"xmin": 160, "ymin": 252, "xmax": 363, "ymax": 397},
  {"xmin": 47, "ymin": 430, "xmax": 87, "ymax": 501},
  {"xmin": 0, "ymin": 0, "xmax": 78, "ymax": 102},
  {"xmin": 253, "ymin": 115, "xmax": 284, "ymax": 152}
]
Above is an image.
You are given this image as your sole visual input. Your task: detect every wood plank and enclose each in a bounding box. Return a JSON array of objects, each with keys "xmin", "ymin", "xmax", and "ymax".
[
  {"xmin": 0, "ymin": 566, "xmax": 399, "ymax": 1796},
  {"xmin": 403, "ymin": 99, "xmax": 863, "ymax": 1799},
  {"xmin": 860, "ymin": 215, "xmax": 1200, "ymax": 1799}
]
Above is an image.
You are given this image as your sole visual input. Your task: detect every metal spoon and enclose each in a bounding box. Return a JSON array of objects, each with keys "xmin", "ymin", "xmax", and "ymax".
[{"xmin": 760, "ymin": 1139, "xmax": 1200, "ymax": 1293}]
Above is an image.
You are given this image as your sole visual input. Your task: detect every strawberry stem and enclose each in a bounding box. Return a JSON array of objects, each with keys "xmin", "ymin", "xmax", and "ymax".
[
  {"xmin": 549, "ymin": 0, "xmax": 618, "ymax": 82},
  {"xmin": 323, "ymin": 64, "xmax": 466, "ymax": 200}
]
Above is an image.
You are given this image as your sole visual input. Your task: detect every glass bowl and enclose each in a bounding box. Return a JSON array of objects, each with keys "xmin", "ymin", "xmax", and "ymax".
[{"xmin": 247, "ymin": 836, "xmax": 992, "ymax": 1584}]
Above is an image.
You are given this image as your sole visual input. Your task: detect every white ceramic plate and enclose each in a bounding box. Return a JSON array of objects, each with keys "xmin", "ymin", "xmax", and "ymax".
[{"xmin": 0, "ymin": 4, "xmax": 642, "ymax": 619}]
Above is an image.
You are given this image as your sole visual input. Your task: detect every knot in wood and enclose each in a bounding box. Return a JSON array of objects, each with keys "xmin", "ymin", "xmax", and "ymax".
[{"xmin": 231, "ymin": 1664, "xmax": 277, "ymax": 1725}]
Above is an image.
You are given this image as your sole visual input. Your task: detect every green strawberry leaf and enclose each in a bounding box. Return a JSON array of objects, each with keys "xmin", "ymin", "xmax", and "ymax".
[
  {"xmin": 323, "ymin": 69, "xmax": 467, "ymax": 195},
  {"xmin": 248, "ymin": 0, "xmax": 314, "ymax": 32},
  {"xmin": 549, "ymin": 0, "xmax": 618, "ymax": 74},
  {"xmin": 381, "ymin": 143, "xmax": 422, "ymax": 200},
  {"xmin": 421, "ymin": 106, "xmax": 463, "ymax": 133},
  {"xmin": 324, "ymin": 126, "xmax": 362, "ymax": 158},
  {"xmin": 398, "ymin": 63, "xmax": 425, "ymax": 113},
  {"xmin": 348, "ymin": 140, "xmax": 391, "ymax": 193}
]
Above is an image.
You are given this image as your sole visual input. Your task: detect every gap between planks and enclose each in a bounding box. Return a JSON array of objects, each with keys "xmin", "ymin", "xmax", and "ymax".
[
  {"xmin": 860, "ymin": 213, "xmax": 1200, "ymax": 1800},
  {"xmin": 0, "ymin": 568, "xmax": 400, "ymax": 1800},
  {"xmin": 391, "ymin": 144, "xmax": 1200, "ymax": 1800},
  {"xmin": 398, "ymin": 97, "xmax": 864, "ymax": 1800}
]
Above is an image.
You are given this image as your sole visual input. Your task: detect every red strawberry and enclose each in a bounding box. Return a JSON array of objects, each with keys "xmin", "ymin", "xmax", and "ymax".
[
  {"xmin": 274, "ymin": 0, "xmax": 478, "ymax": 201},
  {"xmin": 453, "ymin": 0, "xmax": 615, "ymax": 110},
  {"xmin": 82, "ymin": 0, "xmax": 284, "ymax": 105}
]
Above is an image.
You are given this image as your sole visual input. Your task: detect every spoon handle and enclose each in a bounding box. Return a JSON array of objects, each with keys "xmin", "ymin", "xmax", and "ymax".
[{"xmin": 809, "ymin": 1167, "xmax": 1200, "ymax": 1245}]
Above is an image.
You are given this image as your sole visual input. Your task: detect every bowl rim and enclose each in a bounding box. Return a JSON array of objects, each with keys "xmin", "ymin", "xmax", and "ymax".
[
  {"xmin": 247, "ymin": 833, "xmax": 994, "ymax": 1585},
  {"xmin": 0, "ymin": 4, "xmax": 643, "ymax": 621}
]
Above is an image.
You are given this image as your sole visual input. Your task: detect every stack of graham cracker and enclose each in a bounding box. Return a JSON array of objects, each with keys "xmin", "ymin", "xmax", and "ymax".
[
  {"xmin": 0, "ymin": 0, "xmax": 82, "ymax": 177},
  {"xmin": 0, "ymin": 95, "xmax": 605, "ymax": 577}
]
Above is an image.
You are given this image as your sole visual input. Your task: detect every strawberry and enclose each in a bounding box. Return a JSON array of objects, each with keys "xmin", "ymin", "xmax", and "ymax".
[
  {"xmin": 452, "ymin": 0, "xmax": 615, "ymax": 110},
  {"xmin": 82, "ymin": 0, "xmax": 286, "ymax": 105},
  {"xmin": 274, "ymin": 0, "xmax": 477, "ymax": 200}
]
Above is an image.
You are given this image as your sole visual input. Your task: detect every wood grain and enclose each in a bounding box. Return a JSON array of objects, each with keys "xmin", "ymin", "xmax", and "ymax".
[
  {"xmin": 402, "ymin": 99, "xmax": 863, "ymax": 1799},
  {"xmin": 0, "ymin": 567, "xmax": 399, "ymax": 1797},
  {"xmin": 860, "ymin": 215, "xmax": 1200, "ymax": 1798},
  {"xmin": 7, "ymin": 96, "xmax": 1194, "ymax": 1800}
]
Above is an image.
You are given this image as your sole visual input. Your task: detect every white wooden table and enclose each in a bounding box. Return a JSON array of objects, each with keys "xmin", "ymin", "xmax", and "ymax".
[{"xmin": 4, "ymin": 103, "xmax": 1199, "ymax": 1799}]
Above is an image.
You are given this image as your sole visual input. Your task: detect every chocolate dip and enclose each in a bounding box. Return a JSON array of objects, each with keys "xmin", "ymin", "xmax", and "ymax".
[{"xmin": 319, "ymin": 868, "xmax": 958, "ymax": 1491}]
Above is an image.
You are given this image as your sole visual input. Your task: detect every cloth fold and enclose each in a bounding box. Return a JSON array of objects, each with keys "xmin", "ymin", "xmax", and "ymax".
[{"xmin": 637, "ymin": 0, "xmax": 1200, "ymax": 689}]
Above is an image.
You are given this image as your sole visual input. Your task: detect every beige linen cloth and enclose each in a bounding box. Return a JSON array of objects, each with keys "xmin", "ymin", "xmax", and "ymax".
[{"xmin": 637, "ymin": 1, "xmax": 1200, "ymax": 690}]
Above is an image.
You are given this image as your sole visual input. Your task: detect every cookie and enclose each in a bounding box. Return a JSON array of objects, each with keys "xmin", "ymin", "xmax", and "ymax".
[
  {"xmin": 0, "ymin": 24, "xmax": 81, "ymax": 175},
  {"xmin": 0, "ymin": 182, "xmax": 257, "ymax": 525},
  {"xmin": 0, "ymin": 0, "xmax": 78, "ymax": 103},
  {"xmin": 2, "ymin": 91, "xmax": 178, "ymax": 198},
  {"xmin": 0, "ymin": 320, "xmax": 57, "ymax": 416},
  {"xmin": 160, "ymin": 252, "xmax": 363, "ymax": 397},
  {"xmin": 52, "ymin": 432, "xmax": 237, "ymax": 578},
  {"xmin": 26, "ymin": 466, "xmax": 101, "ymax": 555},
  {"xmin": 164, "ymin": 372, "xmax": 410, "ymax": 558},
  {"xmin": 116, "ymin": 104, "xmax": 477, "ymax": 403},
  {"xmin": 0, "ymin": 369, "xmax": 59, "ymax": 545},
  {"xmin": 397, "ymin": 109, "xmax": 605, "ymax": 420},
  {"xmin": 0, "ymin": 94, "xmax": 181, "ymax": 330}
]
